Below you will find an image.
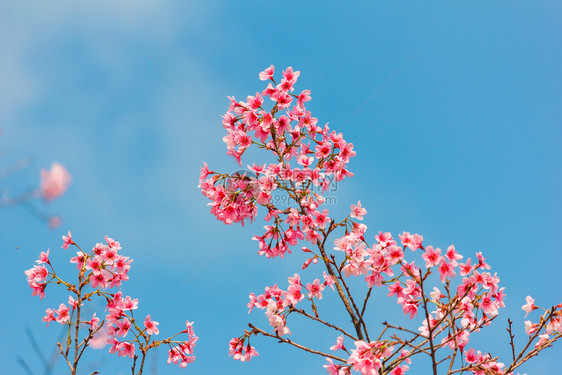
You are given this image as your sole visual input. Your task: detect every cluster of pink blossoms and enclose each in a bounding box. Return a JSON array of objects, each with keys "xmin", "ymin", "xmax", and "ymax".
[
  {"xmin": 334, "ymin": 219, "xmax": 505, "ymax": 350},
  {"xmin": 245, "ymin": 272, "xmax": 335, "ymax": 339},
  {"xmin": 26, "ymin": 231, "xmax": 197, "ymax": 374},
  {"xmin": 201, "ymin": 65, "xmax": 562, "ymax": 375},
  {"xmin": 229, "ymin": 336, "xmax": 259, "ymax": 362},
  {"xmin": 199, "ymin": 65, "xmax": 355, "ymax": 258}
]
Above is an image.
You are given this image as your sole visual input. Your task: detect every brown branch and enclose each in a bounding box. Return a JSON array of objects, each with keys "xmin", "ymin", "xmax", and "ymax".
[
  {"xmin": 505, "ymin": 307, "xmax": 555, "ymax": 373},
  {"xmin": 77, "ymin": 322, "xmax": 105, "ymax": 363},
  {"xmin": 444, "ymin": 283, "xmax": 459, "ymax": 375},
  {"xmin": 507, "ymin": 318, "xmax": 516, "ymax": 362},
  {"xmin": 131, "ymin": 355, "xmax": 138, "ymax": 375},
  {"xmin": 361, "ymin": 286, "xmax": 373, "ymax": 316},
  {"xmin": 330, "ymin": 253, "xmax": 370, "ymax": 341},
  {"xmin": 249, "ymin": 323, "xmax": 346, "ymax": 362},
  {"xmin": 383, "ymin": 322, "xmax": 424, "ymax": 339},
  {"xmin": 418, "ymin": 269, "xmax": 438, "ymax": 375},
  {"xmin": 390, "ymin": 335, "xmax": 431, "ymax": 356},
  {"xmin": 137, "ymin": 350, "xmax": 148, "ymax": 375},
  {"xmin": 510, "ymin": 331, "xmax": 562, "ymax": 369},
  {"xmin": 314, "ymin": 222, "xmax": 364, "ymax": 340},
  {"xmin": 57, "ymin": 342, "xmax": 73, "ymax": 373},
  {"xmin": 290, "ymin": 307, "xmax": 358, "ymax": 340}
]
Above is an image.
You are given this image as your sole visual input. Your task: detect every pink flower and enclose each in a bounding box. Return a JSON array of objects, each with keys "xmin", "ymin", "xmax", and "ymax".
[
  {"xmin": 465, "ymin": 348, "xmax": 482, "ymax": 363},
  {"xmin": 259, "ymin": 65, "xmax": 275, "ymax": 81},
  {"xmin": 35, "ymin": 249, "xmax": 50, "ymax": 265},
  {"xmin": 229, "ymin": 337, "xmax": 257, "ymax": 362},
  {"xmin": 40, "ymin": 162, "xmax": 71, "ymax": 201},
  {"xmin": 90, "ymin": 271, "xmax": 109, "ymax": 289},
  {"xmin": 330, "ymin": 335, "xmax": 346, "ymax": 351},
  {"xmin": 288, "ymin": 273, "xmax": 301, "ymax": 287},
  {"xmin": 410, "ymin": 234, "xmax": 423, "ymax": 250},
  {"xmin": 476, "ymin": 252, "xmax": 491, "ymax": 270},
  {"xmin": 350, "ymin": 201, "xmax": 367, "ymax": 220},
  {"xmin": 535, "ymin": 334, "xmax": 550, "ymax": 349},
  {"xmin": 48, "ymin": 216, "xmax": 62, "ymax": 229},
  {"xmin": 323, "ymin": 271, "xmax": 335, "ymax": 290},
  {"xmin": 55, "ymin": 303, "xmax": 70, "ymax": 324},
  {"xmin": 524, "ymin": 320, "xmax": 539, "ymax": 335},
  {"xmin": 62, "ymin": 230, "xmax": 74, "ymax": 250},
  {"xmin": 390, "ymin": 365, "xmax": 409, "ymax": 375},
  {"xmin": 68, "ymin": 295, "xmax": 81, "ymax": 310},
  {"xmin": 285, "ymin": 284, "xmax": 305, "ymax": 306},
  {"xmin": 522, "ymin": 296, "xmax": 538, "ymax": 317},
  {"xmin": 398, "ymin": 297, "xmax": 419, "ymax": 319},
  {"xmin": 42, "ymin": 308, "xmax": 56, "ymax": 327},
  {"xmin": 122, "ymin": 295, "xmax": 139, "ymax": 310},
  {"xmin": 25, "ymin": 265, "xmax": 48, "ymax": 283},
  {"xmin": 144, "ymin": 315, "xmax": 160, "ymax": 336},
  {"xmin": 445, "ymin": 245, "xmax": 462, "ymax": 267},
  {"xmin": 323, "ymin": 358, "xmax": 343, "ymax": 375},
  {"xmin": 29, "ymin": 281, "xmax": 46, "ymax": 299},
  {"xmin": 400, "ymin": 232, "xmax": 423, "ymax": 251},
  {"xmin": 282, "ymin": 66, "xmax": 300, "ymax": 82},
  {"xmin": 297, "ymin": 89, "xmax": 311, "ymax": 107},
  {"xmin": 399, "ymin": 349, "xmax": 412, "ymax": 364},
  {"xmin": 118, "ymin": 342, "xmax": 135, "ymax": 358},
  {"xmin": 306, "ymin": 279, "xmax": 325, "ymax": 299},
  {"xmin": 480, "ymin": 293, "xmax": 499, "ymax": 317},
  {"xmin": 90, "ymin": 313, "xmax": 100, "ymax": 330},
  {"xmin": 185, "ymin": 321, "xmax": 195, "ymax": 336},
  {"xmin": 115, "ymin": 318, "xmax": 131, "ymax": 337},
  {"xmin": 348, "ymin": 340, "xmax": 393, "ymax": 374},
  {"xmin": 437, "ymin": 259, "xmax": 456, "ymax": 283},
  {"xmin": 430, "ymin": 287, "xmax": 443, "ymax": 302},
  {"xmin": 388, "ymin": 281, "xmax": 404, "ymax": 299},
  {"xmin": 459, "ymin": 258, "xmax": 473, "ymax": 276},
  {"xmin": 243, "ymin": 345, "xmax": 258, "ymax": 361},
  {"xmin": 421, "ymin": 246, "xmax": 442, "ymax": 268}
]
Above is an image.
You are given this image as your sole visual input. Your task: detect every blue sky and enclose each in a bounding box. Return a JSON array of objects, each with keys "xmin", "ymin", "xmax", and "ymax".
[{"xmin": 1, "ymin": 1, "xmax": 561, "ymax": 374}]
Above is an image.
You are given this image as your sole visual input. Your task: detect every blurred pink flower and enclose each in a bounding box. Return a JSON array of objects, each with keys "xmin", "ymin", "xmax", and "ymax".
[
  {"xmin": 48, "ymin": 216, "xmax": 62, "ymax": 229},
  {"xmin": 40, "ymin": 162, "xmax": 71, "ymax": 201}
]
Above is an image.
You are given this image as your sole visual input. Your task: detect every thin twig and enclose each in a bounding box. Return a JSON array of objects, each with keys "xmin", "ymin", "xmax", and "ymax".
[
  {"xmin": 249, "ymin": 323, "xmax": 346, "ymax": 362},
  {"xmin": 291, "ymin": 307, "xmax": 358, "ymax": 340}
]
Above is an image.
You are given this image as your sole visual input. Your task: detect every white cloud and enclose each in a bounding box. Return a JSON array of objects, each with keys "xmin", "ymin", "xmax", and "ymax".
[{"xmin": 0, "ymin": 0, "xmax": 209, "ymax": 115}]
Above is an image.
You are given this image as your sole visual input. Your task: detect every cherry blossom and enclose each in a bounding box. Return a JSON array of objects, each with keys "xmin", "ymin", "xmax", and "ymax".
[
  {"xmin": 27, "ymin": 233, "xmax": 197, "ymax": 375},
  {"xmin": 40, "ymin": 162, "xmax": 71, "ymax": 201},
  {"xmin": 201, "ymin": 65, "xmax": 562, "ymax": 375},
  {"xmin": 521, "ymin": 296, "xmax": 538, "ymax": 317},
  {"xmin": 62, "ymin": 230, "xmax": 74, "ymax": 250}
]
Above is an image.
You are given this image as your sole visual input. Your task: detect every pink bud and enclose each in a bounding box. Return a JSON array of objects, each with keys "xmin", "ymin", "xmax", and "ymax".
[{"xmin": 302, "ymin": 258, "xmax": 313, "ymax": 270}]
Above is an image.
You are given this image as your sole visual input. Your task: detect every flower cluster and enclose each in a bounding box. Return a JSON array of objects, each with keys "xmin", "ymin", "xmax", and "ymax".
[
  {"xmin": 229, "ymin": 336, "xmax": 259, "ymax": 362},
  {"xmin": 520, "ymin": 298, "xmax": 562, "ymax": 352},
  {"xmin": 200, "ymin": 65, "xmax": 356, "ymax": 259},
  {"xmin": 202, "ymin": 65, "xmax": 562, "ymax": 375},
  {"xmin": 347, "ymin": 340, "xmax": 394, "ymax": 375},
  {"xmin": 342, "ymin": 229, "xmax": 506, "ymax": 353},
  {"xmin": 25, "ymin": 232, "xmax": 196, "ymax": 375},
  {"xmin": 245, "ymin": 272, "xmax": 335, "ymax": 340},
  {"xmin": 167, "ymin": 321, "xmax": 198, "ymax": 369}
]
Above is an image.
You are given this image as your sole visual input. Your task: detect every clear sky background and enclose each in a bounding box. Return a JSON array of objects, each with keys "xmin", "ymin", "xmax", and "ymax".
[{"xmin": 1, "ymin": 1, "xmax": 561, "ymax": 374}]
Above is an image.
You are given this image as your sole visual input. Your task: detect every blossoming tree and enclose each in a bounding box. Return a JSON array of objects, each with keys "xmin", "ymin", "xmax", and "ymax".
[
  {"xmin": 26, "ymin": 65, "xmax": 561, "ymax": 375},
  {"xmin": 25, "ymin": 232, "xmax": 197, "ymax": 375},
  {"xmin": 199, "ymin": 65, "xmax": 562, "ymax": 374}
]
